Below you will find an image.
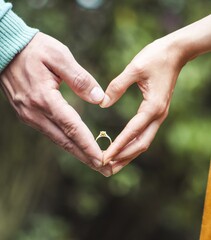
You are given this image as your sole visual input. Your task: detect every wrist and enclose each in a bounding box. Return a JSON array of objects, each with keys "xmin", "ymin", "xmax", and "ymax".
[
  {"xmin": 0, "ymin": 6, "xmax": 39, "ymax": 72},
  {"xmin": 161, "ymin": 15, "xmax": 211, "ymax": 65}
]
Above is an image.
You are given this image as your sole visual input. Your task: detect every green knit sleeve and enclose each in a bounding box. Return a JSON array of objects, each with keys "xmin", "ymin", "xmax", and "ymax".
[{"xmin": 0, "ymin": 0, "xmax": 39, "ymax": 72}]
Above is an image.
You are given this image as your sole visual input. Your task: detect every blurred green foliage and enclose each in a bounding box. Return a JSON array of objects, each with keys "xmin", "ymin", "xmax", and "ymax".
[{"xmin": 0, "ymin": 0, "xmax": 211, "ymax": 239}]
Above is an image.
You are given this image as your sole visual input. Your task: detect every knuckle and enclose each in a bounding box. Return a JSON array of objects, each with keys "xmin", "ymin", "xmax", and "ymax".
[
  {"xmin": 60, "ymin": 44, "xmax": 69, "ymax": 53},
  {"xmin": 109, "ymin": 80, "xmax": 123, "ymax": 94},
  {"xmin": 60, "ymin": 43, "xmax": 70, "ymax": 55},
  {"xmin": 53, "ymin": 138, "xmax": 75, "ymax": 153},
  {"xmin": 72, "ymin": 72, "xmax": 91, "ymax": 92},
  {"xmin": 129, "ymin": 130, "xmax": 139, "ymax": 141},
  {"xmin": 55, "ymin": 46, "xmax": 72, "ymax": 63},
  {"xmin": 125, "ymin": 125, "xmax": 140, "ymax": 140},
  {"xmin": 29, "ymin": 92, "xmax": 47, "ymax": 109},
  {"xmin": 19, "ymin": 109, "xmax": 33, "ymax": 125},
  {"xmin": 63, "ymin": 122, "xmax": 78, "ymax": 139},
  {"xmin": 79, "ymin": 142, "xmax": 90, "ymax": 152},
  {"xmin": 130, "ymin": 60, "xmax": 146, "ymax": 75},
  {"xmin": 13, "ymin": 91, "xmax": 47, "ymax": 110},
  {"xmin": 130, "ymin": 60, "xmax": 141, "ymax": 72},
  {"xmin": 62, "ymin": 141, "xmax": 75, "ymax": 153},
  {"xmin": 139, "ymin": 142, "xmax": 149, "ymax": 153},
  {"xmin": 151, "ymin": 99, "xmax": 167, "ymax": 117},
  {"xmin": 13, "ymin": 94, "xmax": 24, "ymax": 108},
  {"xmin": 129, "ymin": 60, "xmax": 150, "ymax": 82}
]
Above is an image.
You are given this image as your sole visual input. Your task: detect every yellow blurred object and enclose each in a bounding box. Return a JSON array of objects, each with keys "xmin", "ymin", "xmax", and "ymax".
[{"xmin": 200, "ymin": 162, "xmax": 211, "ymax": 240}]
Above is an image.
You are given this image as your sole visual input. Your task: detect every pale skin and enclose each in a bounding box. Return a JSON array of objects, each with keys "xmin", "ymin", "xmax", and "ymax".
[
  {"xmin": 0, "ymin": 32, "xmax": 113, "ymax": 177},
  {"xmin": 1, "ymin": 16, "xmax": 211, "ymax": 177},
  {"xmin": 102, "ymin": 15, "xmax": 211, "ymax": 175}
]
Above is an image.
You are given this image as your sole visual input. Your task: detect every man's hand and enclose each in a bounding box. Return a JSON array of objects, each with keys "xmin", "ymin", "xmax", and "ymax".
[
  {"xmin": 0, "ymin": 32, "xmax": 112, "ymax": 177},
  {"xmin": 101, "ymin": 38, "xmax": 185, "ymax": 174}
]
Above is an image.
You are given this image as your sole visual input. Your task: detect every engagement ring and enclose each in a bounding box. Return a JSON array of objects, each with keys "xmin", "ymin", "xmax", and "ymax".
[{"xmin": 96, "ymin": 131, "xmax": 112, "ymax": 145}]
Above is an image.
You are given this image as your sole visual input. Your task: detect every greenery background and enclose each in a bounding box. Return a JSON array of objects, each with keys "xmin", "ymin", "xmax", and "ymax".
[{"xmin": 0, "ymin": 0, "xmax": 211, "ymax": 239}]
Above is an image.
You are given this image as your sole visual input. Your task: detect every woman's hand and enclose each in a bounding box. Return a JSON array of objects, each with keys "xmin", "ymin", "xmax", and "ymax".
[
  {"xmin": 102, "ymin": 15, "xmax": 211, "ymax": 174},
  {"xmin": 101, "ymin": 38, "xmax": 184, "ymax": 173}
]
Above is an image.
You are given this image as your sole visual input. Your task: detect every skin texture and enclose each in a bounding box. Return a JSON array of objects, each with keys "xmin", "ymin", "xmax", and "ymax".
[
  {"xmin": 0, "ymin": 32, "xmax": 113, "ymax": 177},
  {"xmin": 1, "ymin": 15, "xmax": 211, "ymax": 177},
  {"xmin": 101, "ymin": 39, "xmax": 183, "ymax": 174},
  {"xmin": 101, "ymin": 15, "xmax": 211, "ymax": 175}
]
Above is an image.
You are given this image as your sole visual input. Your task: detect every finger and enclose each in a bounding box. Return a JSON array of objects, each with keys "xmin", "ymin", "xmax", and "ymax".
[
  {"xmin": 110, "ymin": 120, "xmax": 160, "ymax": 175},
  {"xmin": 103, "ymin": 95, "xmax": 168, "ymax": 165},
  {"xmin": 38, "ymin": 90, "xmax": 104, "ymax": 167},
  {"xmin": 20, "ymin": 109, "xmax": 92, "ymax": 163},
  {"xmin": 114, "ymin": 119, "xmax": 160, "ymax": 161},
  {"xmin": 98, "ymin": 164, "xmax": 113, "ymax": 177},
  {"xmin": 100, "ymin": 65, "xmax": 138, "ymax": 108},
  {"xmin": 23, "ymin": 109, "xmax": 113, "ymax": 176},
  {"xmin": 110, "ymin": 154, "xmax": 139, "ymax": 175},
  {"xmin": 37, "ymin": 116, "xmax": 112, "ymax": 177},
  {"xmin": 24, "ymin": 106, "xmax": 111, "ymax": 174},
  {"xmin": 41, "ymin": 115, "xmax": 113, "ymax": 176},
  {"xmin": 45, "ymin": 47, "xmax": 105, "ymax": 104},
  {"xmin": 103, "ymin": 102, "xmax": 153, "ymax": 165}
]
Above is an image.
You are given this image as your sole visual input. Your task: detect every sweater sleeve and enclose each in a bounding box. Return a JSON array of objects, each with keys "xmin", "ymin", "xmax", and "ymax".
[{"xmin": 0, "ymin": 0, "xmax": 39, "ymax": 72}]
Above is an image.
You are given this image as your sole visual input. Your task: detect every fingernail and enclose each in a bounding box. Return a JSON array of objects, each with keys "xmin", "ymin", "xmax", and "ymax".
[
  {"xmin": 92, "ymin": 159, "xmax": 103, "ymax": 168},
  {"xmin": 90, "ymin": 87, "xmax": 105, "ymax": 103},
  {"xmin": 112, "ymin": 165, "xmax": 122, "ymax": 175},
  {"xmin": 103, "ymin": 157, "xmax": 112, "ymax": 166},
  {"xmin": 101, "ymin": 168, "xmax": 112, "ymax": 177},
  {"xmin": 100, "ymin": 95, "xmax": 110, "ymax": 108}
]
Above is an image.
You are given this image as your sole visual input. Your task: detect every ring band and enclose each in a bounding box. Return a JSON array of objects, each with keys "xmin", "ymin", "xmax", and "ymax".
[{"xmin": 96, "ymin": 131, "xmax": 112, "ymax": 145}]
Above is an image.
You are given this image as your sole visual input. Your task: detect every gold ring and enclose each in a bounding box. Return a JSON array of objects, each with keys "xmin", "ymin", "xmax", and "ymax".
[{"xmin": 96, "ymin": 131, "xmax": 112, "ymax": 145}]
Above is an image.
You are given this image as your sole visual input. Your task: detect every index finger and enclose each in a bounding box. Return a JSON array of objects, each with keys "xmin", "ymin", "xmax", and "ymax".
[
  {"xmin": 103, "ymin": 99, "xmax": 164, "ymax": 165},
  {"xmin": 38, "ymin": 90, "xmax": 104, "ymax": 167},
  {"xmin": 100, "ymin": 65, "xmax": 138, "ymax": 108},
  {"xmin": 44, "ymin": 42, "xmax": 105, "ymax": 104}
]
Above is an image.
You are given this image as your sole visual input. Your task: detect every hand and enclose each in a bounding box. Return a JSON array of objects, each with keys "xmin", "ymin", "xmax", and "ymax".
[
  {"xmin": 102, "ymin": 15, "xmax": 211, "ymax": 175},
  {"xmin": 101, "ymin": 38, "xmax": 185, "ymax": 174},
  {"xmin": 0, "ymin": 32, "xmax": 113, "ymax": 177}
]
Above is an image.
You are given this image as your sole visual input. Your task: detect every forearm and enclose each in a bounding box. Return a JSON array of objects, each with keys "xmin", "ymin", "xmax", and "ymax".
[
  {"xmin": 0, "ymin": 0, "xmax": 39, "ymax": 72},
  {"xmin": 162, "ymin": 15, "xmax": 211, "ymax": 65}
]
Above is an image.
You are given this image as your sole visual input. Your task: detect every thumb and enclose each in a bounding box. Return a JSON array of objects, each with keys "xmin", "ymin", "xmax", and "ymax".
[
  {"xmin": 100, "ymin": 66, "xmax": 137, "ymax": 108},
  {"xmin": 48, "ymin": 47, "xmax": 105, "ymax": 104}
]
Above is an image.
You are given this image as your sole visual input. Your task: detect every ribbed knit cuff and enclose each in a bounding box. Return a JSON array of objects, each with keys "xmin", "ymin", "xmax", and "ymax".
[{"xmin": 0, "ymin": 7, "xmax": 39, "ymax": 72}]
